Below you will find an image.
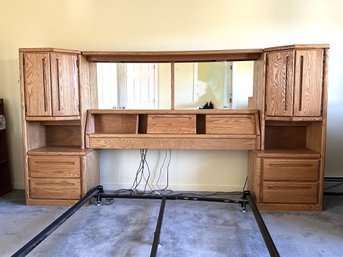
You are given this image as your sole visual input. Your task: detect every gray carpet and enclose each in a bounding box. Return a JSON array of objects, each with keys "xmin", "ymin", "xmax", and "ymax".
[{"xmin": 0, "ymin": 191, "xmax": 342, "ymax": 257}]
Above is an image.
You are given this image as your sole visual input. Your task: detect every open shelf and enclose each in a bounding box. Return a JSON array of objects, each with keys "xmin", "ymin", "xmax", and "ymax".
[
  {"xmin": 26, "ymin": 120, "xmax": 83, "ymax": 152},
  {"xmin": 264, "ymin": 120, "xmax": 323, "ymax": 153},
  {"xmin": 85, "ymin": 109, "xmax": 260, "ymax": 150},
  {"xmin": 28, "ymin": 146, "xmax": 92, "ymax": 156}
]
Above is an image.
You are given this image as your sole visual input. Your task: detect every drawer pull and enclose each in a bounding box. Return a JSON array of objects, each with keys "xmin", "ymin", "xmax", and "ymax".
[
  {"xmin": 34, "ymin": 161, "xmax": 76, "ymax": 165},
  {"xmin": 34, "ymin": 182, "xmax": 75, "ymax": 186},
  {"xmin": 267, "ymin": 186, "xmax": 313, "ymax": 190},
  {"xmin": 268, "ymin": 163, "xmax": 314, "ymax": 168}
]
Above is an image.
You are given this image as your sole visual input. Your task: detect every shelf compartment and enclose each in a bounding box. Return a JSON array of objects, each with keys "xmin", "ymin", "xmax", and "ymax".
[
  {"xmin": 94, "ymin": 114, "xmax": 138, "ymax": 134},
  {"xmin": 264, "ymin": 120, "xmax": 323, "ymax": 152},
  {"xmin": 147, "ymin": 114, "xmax": 196, "ymax": 134}
]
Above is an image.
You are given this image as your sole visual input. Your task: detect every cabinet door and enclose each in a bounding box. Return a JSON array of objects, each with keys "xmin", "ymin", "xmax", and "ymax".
[
  {"xmin": 265, "ymin": 50, "xmax": 294, "ymax": 116},
  {"xmin": 23, "ymin": 53, "xmax": 52, "ymax": 116},
  {"xmin": 50, "ymin": 53, "xmax": 80, "ymax": 116},
  {"xmin": 293, "ymin": 50, "xmax": 323, "ymax": 117}
]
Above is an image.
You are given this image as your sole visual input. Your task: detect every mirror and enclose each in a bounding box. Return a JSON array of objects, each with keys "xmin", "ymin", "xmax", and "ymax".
[{"xmin": 96, "ymin": 61, "xmax": 254, "ymax": 109}]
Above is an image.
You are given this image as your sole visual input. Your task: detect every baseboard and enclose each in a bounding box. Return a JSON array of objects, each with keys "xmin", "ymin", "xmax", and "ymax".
[{"xmin": 324, "ymin": 177, "xmax": 343, "ymax": 194}]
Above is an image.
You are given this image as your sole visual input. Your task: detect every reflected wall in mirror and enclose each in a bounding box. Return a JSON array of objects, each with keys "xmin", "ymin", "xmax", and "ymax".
[
  {"xmin": 97, "ymin": 63, "xmax": 171, "ymax": 109},
  {"xmin": 96, "ymin": 61, "xmax": 254, "ymax": 110},
  {"xmin": 175, "ymin": 61, "xmax": 254, "ymax": 109}
]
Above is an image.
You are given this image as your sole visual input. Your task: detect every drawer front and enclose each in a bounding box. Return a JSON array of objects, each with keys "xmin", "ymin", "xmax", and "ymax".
[
  {"xmin": 206, "ymin": 115, "xmax": 255, "ymax": 135},
  {"xmin": 263, "ymin": 159, "xmax": 319, "ymax": 181},
  {"xmin": 147, "ymin": 115, "xmax": 196, "ymax": 134},
  {"xmin": 29, "ymin": 156, "xmax": 80, "ymax": 178},
  {"xmin": 29, "ymin": 178, "xmax": 81, "ymax": 200},
  {"xmin": 262, "ymin": 182, "xmax": 318, "ymax": 204}
]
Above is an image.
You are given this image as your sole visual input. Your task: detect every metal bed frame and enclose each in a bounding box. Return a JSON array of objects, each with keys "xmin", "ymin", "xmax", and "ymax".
[{"xmin": 11, "ymin": 185, "xmax": 280, "ymax": 257}]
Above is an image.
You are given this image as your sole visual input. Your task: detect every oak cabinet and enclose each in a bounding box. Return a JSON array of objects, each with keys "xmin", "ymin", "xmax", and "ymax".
[
  {"xmin": 265, "ymin": 49, "xmax": 323, "ymax": 117},
  {"xmin": 23, "ymin": 52, "xmax": 80, "ymax": 117}
]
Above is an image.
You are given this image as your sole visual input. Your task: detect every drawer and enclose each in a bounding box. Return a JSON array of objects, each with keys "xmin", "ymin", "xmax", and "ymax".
[
  {"xmin": 29, "ymin": 178, "xmax": 81, "ymax": 200},
  {"xmin": 262, "ymin": 182, "xmax": 318, "ymax": 204},
  {"xmin": 263, "ymin": 159, "xmax": 319, "ymax": 181},
  {"xmin": 29, "ymin": 156, "xmax": 81, "ymax": 178},
  {"xmin": 206, "ymin": 115, "xmax": 255, "ymax": 134},
  {"xmin": 147, "ymin": 115, "xmax": 196, "ymax": 134}
]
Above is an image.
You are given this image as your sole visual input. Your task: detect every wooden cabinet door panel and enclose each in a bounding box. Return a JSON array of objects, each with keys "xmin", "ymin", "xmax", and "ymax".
[
  {"xmin": 50, "ymin": 53, "xmax": 80, "ymax": 116},
  {"xmin": 24, "ymin": 53, "xmax": 52, "ymax": 116},
  {"xmin": 265, "ymin": 50, "xmax": 294, "ymax": 117},
  {"xmin": 294, "ymin": 50, "xmax": 323, "ymax": 117}
]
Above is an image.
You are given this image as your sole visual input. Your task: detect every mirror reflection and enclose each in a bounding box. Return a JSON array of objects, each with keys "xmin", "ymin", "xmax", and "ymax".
[{"xmin": 96, "ymin": 61, "xmax": 254, "ymax": 110}]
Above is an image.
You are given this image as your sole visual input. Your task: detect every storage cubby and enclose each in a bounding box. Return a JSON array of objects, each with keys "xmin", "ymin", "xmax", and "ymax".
[
  {"xmin": 264, "ymin": 121, "xmax": 322, "ymax": 153},
  {"xmin": 94, "ymin": 114, "xmax": 139, "ymax": 134},
  {"xmin": 26, "ymin": 120, "xmax": 82, "ymax": 152}
]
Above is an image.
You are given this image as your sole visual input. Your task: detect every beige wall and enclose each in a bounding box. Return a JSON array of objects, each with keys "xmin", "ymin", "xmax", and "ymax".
[{"xmin": 1, "ymin": 0, "xmax": 343, "ymax": 190}]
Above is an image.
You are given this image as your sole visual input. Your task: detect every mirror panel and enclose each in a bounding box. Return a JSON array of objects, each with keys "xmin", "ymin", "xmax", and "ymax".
[
  {"xmin": 96, "ymin": 61, "xmax": 254, "ymax": 110},
  {"xmin": 97, "ymin": 63, "xmax": 171, "ymax": 109},
  {"xmin": 174, "ymin": 61, "xmax": 254, "ymax": 109}
]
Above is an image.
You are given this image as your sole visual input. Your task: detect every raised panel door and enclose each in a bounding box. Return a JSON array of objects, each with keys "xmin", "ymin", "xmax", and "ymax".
[
  {"xmin": 50, "ymin": 53, "xmax": 80, "ymax": 116},
  {"xmin": 24, "ymin": 53, "xmax": 52, "ymax": 116},
  {"xmin": 293, "ymin": 49, "xmax": 323, "ymax": 117},
  {"xmin": 265, "ymin": 50, "xmax": 294, "ymax": 117}
]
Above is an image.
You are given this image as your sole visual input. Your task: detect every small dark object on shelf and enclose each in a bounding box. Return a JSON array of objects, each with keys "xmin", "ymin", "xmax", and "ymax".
[{"xmin": 200, "ymin": 101, "xmax": 214, "ymax": 109}]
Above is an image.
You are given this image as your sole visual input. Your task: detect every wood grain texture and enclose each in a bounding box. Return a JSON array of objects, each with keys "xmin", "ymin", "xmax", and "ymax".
[
  {"xmin": 24, "ymin": 53, "xmax": 52, "ymax": 116},
  {"xmin": 206, "ymin": 115, "xmax": 256, "ymax": 135},
  {"xmin": 20, "ymin": 48, "xmax": 81, "ymax": 54},
  {"xmin": 26, "ymin": 199, "xmax": 78, "ymax": 206},
  {"xmin": 82, "ymin": 150, "xmax": 100, "ymax": 195},
  {"xmin": 256, "ymin": 149, "xmax": 320, "ymax": 158},
  {"xmin": 29, "ymin": 178, "xmax": 81, "ymax": 200},
  {"xmin": 50, "ymin": 53, "xmax": 80, "ymax": 116},
  {"xmin": 28, "ymin": 146, "xmax": 91, "ymax": 156},
  {"xmin": 263, "ymin": 159, "xmax": 319, "ymax": 181},
  {"xmin": 265, "ymin": 125, "xmax": 307, "ymax": 149},
  {"xmin": 262, "ymin": 181, "xmax": 318, "ymax": 204},
  {"xmin": 29, "ymin": 156, "xmax": 80, "ymax": 178},
  {"xmin": 82, "ymin": 49, "xmax": 263, "ymax": 62},
  {"xmin": 26, "ymin": 116, "xmax": 80, "ymax": 121},
  {"xmin": 46, "ymin": 125, "xmax": 81, "ymax": 146},
  {"xmin": 265, "ymin": 50, "xmax": 294, "ymax": 117},
  {"xmin": 88, "ymin": 135, "xmax": 257, "ymax": 150},
  {"xmin": 293, "ymin": 49, "xmax": 323, "ymax": 117},
  {"xmin": 147, "ymin": 115, "xmax": 196, "ymax": 134},
  {"xmin": 264, "ymin": 44, "xmax": 329, "ymax": 52},
  {"xmin": 94, "ymin": 114, "xmax": 139, "ymax": 134},
  {"xmin": 248, "ymin": 152, "xmax": 262, "ymax": 203}
]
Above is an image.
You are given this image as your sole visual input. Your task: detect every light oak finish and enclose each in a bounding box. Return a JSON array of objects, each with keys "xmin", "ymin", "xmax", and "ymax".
[
  {"xmin": 263, "ymin": 159, "xmax": 319, "ymax": 181},
  {"xmin": 147, "ymin": 115, "xmax": 196, "ymax": 134},
  {"xmin": 23, "ymin": 53, "xmax": 52, "ymax": 116},
  {"xmin": 293, "ymin": 49, "xmax": 323, "ymax": 117},
  {"xmin": 29, "ymin": 178, "xmax": 81, "ymax": 200},
  {"xmin": 265, "ymin": 50, "xmax": 294, "ymax": 117},
  {"xmin": 94, "ymin": 114, "xmax": 139, "ymax": 134},
  {"xmin": 262, "ymin": 181, "xmax": 318, "ymax": 204},
  {"xmin": 206, "ymin": 115, "xmax": 256, "ymax": 135},
  {"xmin": 88, "ymin": 134, "xmax": 257, "ymax": 150},
  {"xmin": 46, "ymin": 125, "xmax": 81, "ymax": 147},
  {"xmin": 29, "ymin": 156, "xmax": 80, "ymax": 178},
  {"xmin": 19, "ymin": 48, "xmax": 99, "ymax": 206},
  {"xmin": 50, "ymin": 53, "xmax": 80, "ymax": 116},
  {"xmin": 19, "ymin": 45, "xmax": 328, "ymax": 210},
  {"xmin": 82, "ymin": 49, "xmax": 263, "ymax": 62}
]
